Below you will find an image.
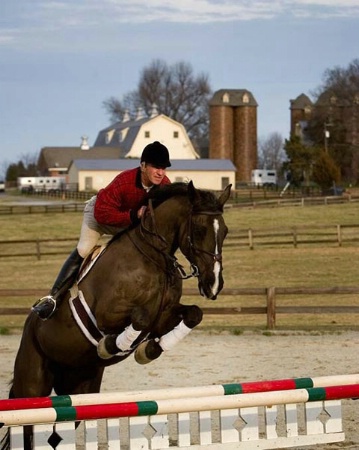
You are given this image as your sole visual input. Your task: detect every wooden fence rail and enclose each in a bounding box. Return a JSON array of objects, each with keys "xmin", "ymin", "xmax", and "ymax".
[
  {"xmin": 2, "ymin": 191, "xmax": 359, "ymax": 216},
  {"xmin": 0, "ymin": 203, "xmax": 85, "ymax": 215},
  {"xmin": 0, "ymin": 238, "xmax": 78, "ymax": 259},
  {"xmin": 229, "ymin": 223, "xmax": 359, "ymax": 249},
  {"xmin": 1, "ymin": 287, "xmax": 359, "ymax": 330},
  {"xmin": 232, "ymin": 192, "xmax": 359, "ymax": 207},
  {"xmin": 1, "ymin": 222, "xmax": 359, "ymax": 260}
]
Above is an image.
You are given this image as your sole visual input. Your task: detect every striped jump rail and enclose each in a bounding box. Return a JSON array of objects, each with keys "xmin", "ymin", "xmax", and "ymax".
[
  {"xmin": 1, "ymin": 373, "xmax": 358, "ymax": 411},
  {"xmin": 0, "ymin": 375, "xmax": 358, "ymax": 449}
]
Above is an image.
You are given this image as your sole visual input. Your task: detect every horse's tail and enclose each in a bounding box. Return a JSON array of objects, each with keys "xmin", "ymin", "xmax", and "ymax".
[{"xmin": 0, "ymin": 383, "xmax": 14, "ymax": 450}]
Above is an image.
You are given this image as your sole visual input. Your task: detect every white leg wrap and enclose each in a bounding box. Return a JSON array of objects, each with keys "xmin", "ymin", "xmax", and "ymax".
[
  {"xmin": 115, "ymin": 324, "xmax": 142, "ymax": 351},
  {"xmin": 158, "ymin": 320, "xmax": 192, "ymax": 352}
]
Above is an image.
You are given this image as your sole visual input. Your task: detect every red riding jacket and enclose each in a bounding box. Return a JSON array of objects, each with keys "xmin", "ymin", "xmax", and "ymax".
[{"xmin": 94, "ymin": 167, "xmax": 171, "ymax": 228}]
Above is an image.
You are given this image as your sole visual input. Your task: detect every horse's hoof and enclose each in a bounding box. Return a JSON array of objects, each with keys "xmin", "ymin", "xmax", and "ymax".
[
  {"xmin": 131, "ymin": 306, "xmax": 151, "ymax": 331},
  {"xmin": 134, "ymin": 340, "xmax": 162, "ymax": 365},
  {"xmin": 97, "ymin": 335, "xmax": 118, "ymax": 359}
]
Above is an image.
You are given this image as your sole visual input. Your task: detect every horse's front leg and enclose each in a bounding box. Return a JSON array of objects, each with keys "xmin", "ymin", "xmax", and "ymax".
[
  {"xmin": 97, "ymin": 306, "xmax": 150, "ymax": 359},
  {"xmin": 134, "ymin": 304, "xmax": 203, "ymax": 365}
]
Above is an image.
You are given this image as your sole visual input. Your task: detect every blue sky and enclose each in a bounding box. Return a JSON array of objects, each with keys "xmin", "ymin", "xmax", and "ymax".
[{"xmin": 1, "ymin": 0, "xmax": 359, "ymax": 174}]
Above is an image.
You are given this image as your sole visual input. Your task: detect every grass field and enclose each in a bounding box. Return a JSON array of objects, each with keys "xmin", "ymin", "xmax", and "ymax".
[{"xmin": 1, "ymin": 195, "xmax": 359, "ymax": 332}]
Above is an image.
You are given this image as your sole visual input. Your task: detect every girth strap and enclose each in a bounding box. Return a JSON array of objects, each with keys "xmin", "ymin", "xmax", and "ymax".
[{"xmin": 69, "ymin": 290, "xmax": 104, "ymax": 347}]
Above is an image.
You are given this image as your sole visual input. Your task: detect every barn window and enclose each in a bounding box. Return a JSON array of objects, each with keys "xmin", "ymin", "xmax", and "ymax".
[{"xmin": 222, "ymin": 93, "xmax": 230, "ymax": 103}]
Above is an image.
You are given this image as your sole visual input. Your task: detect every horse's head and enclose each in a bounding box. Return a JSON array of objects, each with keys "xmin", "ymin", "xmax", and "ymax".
[
  {"xmin": 144, "ymin": 181, "xmax": 231, "ymax": 299},
  {"xmin": 184, "ymin": 181, "xmax": 231, "ymax": 300}
]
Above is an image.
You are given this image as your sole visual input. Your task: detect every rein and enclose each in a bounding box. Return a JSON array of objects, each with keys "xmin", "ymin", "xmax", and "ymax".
[
  {"xmin": 128, "ymin": 200, "xmax": 223, "ymax": 280},
  {"xmin": 127, "ymin": 201, "xmax": 191, "ymax": 279}
]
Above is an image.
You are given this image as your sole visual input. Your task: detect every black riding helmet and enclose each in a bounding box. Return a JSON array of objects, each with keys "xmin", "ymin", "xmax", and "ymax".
[{"xmin": 141, "ymin": 141, "xmax": 171, "ymax": 168}]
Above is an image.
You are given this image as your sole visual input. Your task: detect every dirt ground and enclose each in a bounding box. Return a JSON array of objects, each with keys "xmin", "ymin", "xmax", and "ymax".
[{"xmin": 0, "ymin": 330, "xmax": 358, "ymax": 449}]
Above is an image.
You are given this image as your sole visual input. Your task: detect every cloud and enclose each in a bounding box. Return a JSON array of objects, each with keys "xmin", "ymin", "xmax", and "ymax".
[
  {"xmin": 39, "ymin": 0, "xmax": 359, "ymax": 23},
  {"xmin": 1, "ymin": 0, "xmax": 359, "ymax": 49},
  {"xmin": 0, "ymin": 35, "xmax": 15, "ymax": 45},
  {"xmin": 36, "ymin": 0, "xmax": 359, "ymax": 23},
  {"xmin": 30, "ymin": 0, "xmax": 280, "ymax": 25}
]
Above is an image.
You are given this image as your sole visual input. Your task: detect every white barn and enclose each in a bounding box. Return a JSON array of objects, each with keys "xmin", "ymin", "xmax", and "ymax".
[
  {"xmin": 68, "ymin": 159, "xmax": 236, "ymax": 192},
  {"xmin": 93, "ymin": 108, "xmax": 200, "ymax": 160}
]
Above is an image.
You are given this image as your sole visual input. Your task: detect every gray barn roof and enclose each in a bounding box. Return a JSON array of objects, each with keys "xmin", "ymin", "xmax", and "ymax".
[
  {"xmin": 38, "ymin": 147, "xmax": 122, "ymax": 170},
  {"xmin": 93, "ymin": 117, "xmax": 150, "ymax": 154},
  {"xmin": 70, "ymin": 159, "xmax": 237, "ymax": 172}
]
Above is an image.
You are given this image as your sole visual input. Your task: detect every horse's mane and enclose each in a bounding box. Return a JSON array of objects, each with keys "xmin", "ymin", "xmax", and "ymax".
[
  {"xmin": 108, "ymin": 182, "xmax": 221, "ymax": 246},
  {"xmin": 147, "ymin": 182, "xmax": 189, "ymax": 206},
  {"xmin": 148, "ymin": 182, "xmax": 222, "ymax": 213}
]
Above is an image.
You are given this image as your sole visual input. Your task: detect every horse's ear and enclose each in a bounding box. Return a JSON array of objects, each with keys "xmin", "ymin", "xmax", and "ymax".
[
  {"xmin": 187, "ymin": 180, "xmax": 200, "ymax": 205},
  {"xmin": 218, "ymin": 184, "xmax": 232, "ymax": 207}
]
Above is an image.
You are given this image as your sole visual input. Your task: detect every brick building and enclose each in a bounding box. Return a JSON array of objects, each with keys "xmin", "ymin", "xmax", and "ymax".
[
  {"xmin": 290, "ymin": 91, "xmax": 359, "ymax": 182},
  {"xmin": 289, "ymin": 93, "xmax": 313, "ymax": 139}
]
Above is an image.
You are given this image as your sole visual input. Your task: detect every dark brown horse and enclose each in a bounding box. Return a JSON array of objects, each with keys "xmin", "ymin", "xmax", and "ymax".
[{"xmin": 2, "ymin": 181, "xmax": 231, "ymax": 448}]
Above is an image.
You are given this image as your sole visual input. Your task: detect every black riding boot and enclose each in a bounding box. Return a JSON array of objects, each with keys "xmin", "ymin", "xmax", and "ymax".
[{"xmin": 32, "ymin": 248, "xmax": 84, "ymax": 320}]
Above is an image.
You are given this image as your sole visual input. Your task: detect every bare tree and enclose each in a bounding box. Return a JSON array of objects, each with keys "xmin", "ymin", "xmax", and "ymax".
[
  {"xmin": 312, "ymin": 58, "xmax": 359, "ymax": 103},
  {"xmin": 258, "ymin": 132, "xmax": 286, "ymax": 170},
  {"xmin": 103, "ymin": 59, "xmax": 212, "ymax": 153}
]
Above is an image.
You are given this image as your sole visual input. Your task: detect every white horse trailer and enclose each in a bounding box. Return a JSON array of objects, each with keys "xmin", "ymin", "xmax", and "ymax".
[
  {"xmin": 17, "ymin": 176, "xmax": 66, "ymax": 193},
  {"xmin": 251, "ymin": 169, "xmax": 277, "ymax": 186}
]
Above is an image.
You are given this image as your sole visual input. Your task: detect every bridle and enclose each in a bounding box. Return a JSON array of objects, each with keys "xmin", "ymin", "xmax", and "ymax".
[
  {"xmin": 187, "ymin": 210, "xmax": 224, "ymax": 264},
  {"xmin": 128, "ymin": 200, "xmax": 224, "ymax": 280}
]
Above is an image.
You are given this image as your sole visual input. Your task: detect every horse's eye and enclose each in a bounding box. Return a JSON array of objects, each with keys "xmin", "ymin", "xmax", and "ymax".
[{"xmin": 193, "ymin": 225, "xmax": 207, "ymax": 241}]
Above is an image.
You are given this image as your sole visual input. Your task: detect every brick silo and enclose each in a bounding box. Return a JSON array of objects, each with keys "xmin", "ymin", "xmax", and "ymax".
[
  {"xmin": 209, "ymin": 105, "xmax": 234, "ymax": 160},
  {"xmin": 209, "ymin": 89, "xmax": 258, "ymax": 184},
  {"xmin": 233, "ymin": 104, "xmax": 257, "ymax": 183}
]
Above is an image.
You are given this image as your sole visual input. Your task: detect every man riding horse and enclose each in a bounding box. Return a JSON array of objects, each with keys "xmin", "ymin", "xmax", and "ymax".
[{"xmin": 32, "ymin": 141, "xmax": 172, "ymax": 320}]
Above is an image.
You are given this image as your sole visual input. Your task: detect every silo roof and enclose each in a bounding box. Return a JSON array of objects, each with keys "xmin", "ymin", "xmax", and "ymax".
[{"xmin": 209, "ymin": 89, "xmax": 258, "ymax": 107}]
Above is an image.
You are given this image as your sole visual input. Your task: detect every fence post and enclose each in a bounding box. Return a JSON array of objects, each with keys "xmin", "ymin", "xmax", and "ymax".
[
  {"xmin": 337, "ymin": 224, "xmax": 342, "ymax": 247},
  {"xmin": 248, "ymin": 229, "xmax": 253, "ymax": 250},
  {"xmin": 36, "ymin": 240, "xmax": 41, "ymax": 260},
  {"xmin": 266, "ymin": 286, "xmax": 276, "ymax": 330},
  {"xmin": 292, "ymin": 227, "xmax": 297, "ymax": 248}
]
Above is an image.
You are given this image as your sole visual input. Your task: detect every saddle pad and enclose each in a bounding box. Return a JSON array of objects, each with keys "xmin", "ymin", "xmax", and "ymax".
[
  {"xmin": 78, "ymin": 244, "xmax": 107, "ymax": 282},
  {"xmin": 69, "ymin": 290, "xmax": 104, "ymax": 347}
]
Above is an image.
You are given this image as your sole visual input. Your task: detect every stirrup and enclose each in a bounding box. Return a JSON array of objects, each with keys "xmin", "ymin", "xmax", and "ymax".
[{"xmin": 31, "ymin": 295, "xmax": 57, "ymax": 321}]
